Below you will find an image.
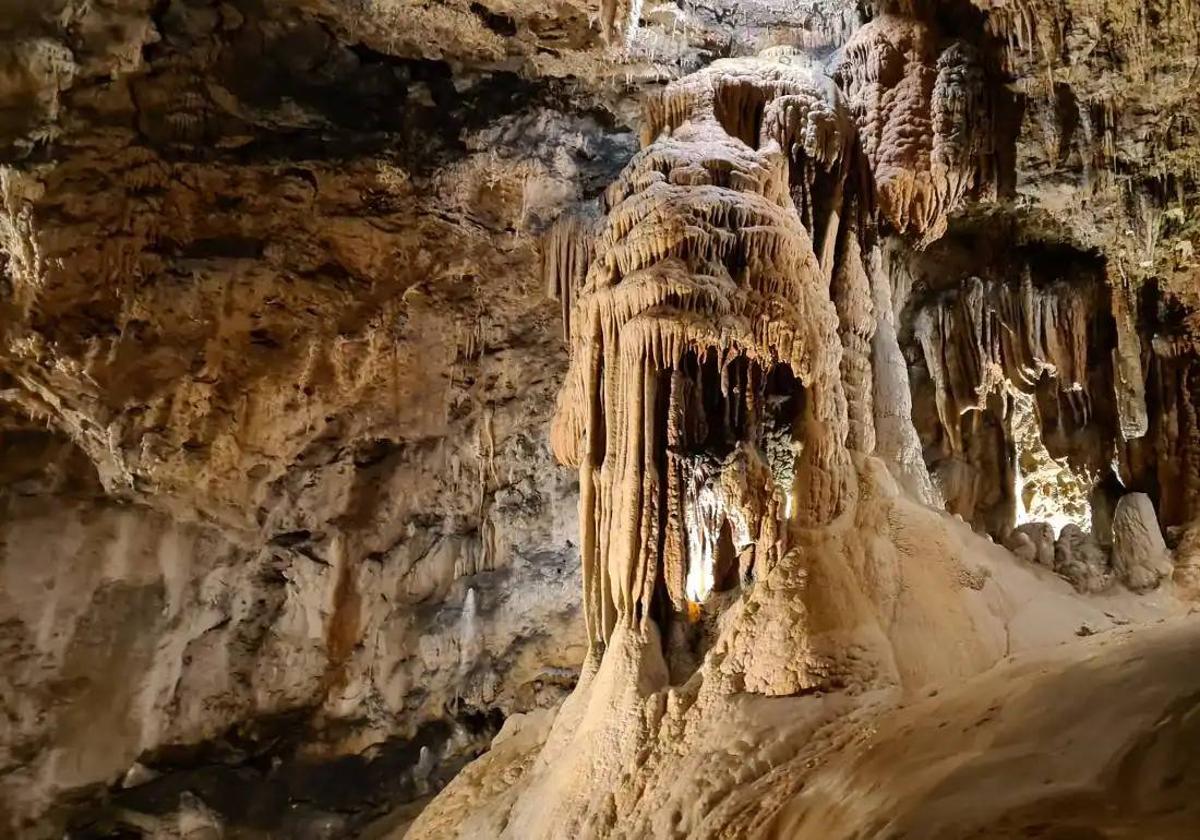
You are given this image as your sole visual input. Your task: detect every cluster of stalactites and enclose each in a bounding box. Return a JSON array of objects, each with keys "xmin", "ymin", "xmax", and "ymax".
[
  {"xmin": 543, "ymin": 213, "xmax": 595, "ymax": 343},
  {"xmin": 833, "ymin": 14, "xmax": 993, "ymax": 243},
  {"xmin": 660, "ymin": 353, "xmax": 788, "ymax": 612},
  {"xmin": 1141, "ymin": 337, "xmax": 1200, "ymax": 534},
  {"xmin": 1108, "ymin": 268, "xmax": 1149, "ymax": 441},
  {"xmin": 548, "ymin": 50, "xmax": 854, "ymax": 648},
  {"xmin": 914, "ymin": 273, "xmax": 1095, "ymax": 454}
]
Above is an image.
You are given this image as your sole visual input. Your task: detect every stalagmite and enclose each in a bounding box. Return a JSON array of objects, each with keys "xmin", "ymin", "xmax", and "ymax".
[
  {"xmin": 870, "ymin": 247, "xmax": 942, "ymax": 504},
  {"xmin": 8, "ymin": 0, "xmax": 1200, "ymax": 836},
  {"xmin": 1055, "ymin": 523, "xmax": 1113, "ymax": 593},
  {"xmin": 401, "ymin": 5, "xmax": 1200, "ymax": 838},
  {"xmin": 1005, "ymin": 529, "xmax": 1037, "ymax": 564},
  {"xmin": 547, "ymin": 24, "xmax": 1006, "ymax": 651},
  {"xmin": 1009, "ymin": 521, "xmax": 1055, "ymax": 567},
  {"xmin": 831, "ymin": 210, "xmax": 876, "ymax": 453},
  {"xmin": 1112, "ymin": 492, "xmax": 1174, "ymax": 592}
]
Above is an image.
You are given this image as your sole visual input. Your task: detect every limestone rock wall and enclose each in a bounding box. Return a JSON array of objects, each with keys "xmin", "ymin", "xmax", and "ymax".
[{"xmin": 0, "ymin": 2, "xmax": 642, "ymax": 834}]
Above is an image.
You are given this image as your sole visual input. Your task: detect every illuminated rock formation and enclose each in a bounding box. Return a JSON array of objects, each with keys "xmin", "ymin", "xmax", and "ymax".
[
  {"xmin": 549, "ymin": 51, "xmax": 856, "ymax": 648},
  {"xmin": 1055, "ymin": 522, "xmax": 1113, "ymax": 593},
  {"xmin": 1112, "ymin": 492, "xmax": 1174, "ymax": 592}
]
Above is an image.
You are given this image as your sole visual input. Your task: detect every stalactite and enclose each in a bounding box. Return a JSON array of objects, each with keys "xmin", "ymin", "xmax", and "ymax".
[
  {"xmin": 542, "ymin": 213, "xmax": 594, "ymax": 342},
  {"xmin": 599, "ymin": 0, "xmax": 641, "ymax": 45},
  {"xmin": 913, "ymin": 274, "xmax": 1102, "ymax": 457},
  {"xmin": 1109, "ymin": 266, "xmax": 1149, "ymax": 440},
  {"xmin": 1145, "ymin": 338, "xmax": 1200, "ymax": 533},
  {"xmin": 832, "ymin": 15, "xmax": 993, "ymax": 244}
]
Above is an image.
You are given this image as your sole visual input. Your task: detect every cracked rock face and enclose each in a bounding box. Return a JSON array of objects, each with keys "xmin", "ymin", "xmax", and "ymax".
[{"xmin": 2, "ymin": 1, "xmax": 1200, "ymax": 838}]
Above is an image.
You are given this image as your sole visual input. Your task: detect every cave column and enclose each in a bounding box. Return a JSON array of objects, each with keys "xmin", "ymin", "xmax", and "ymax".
[
  {"xmin": 1110, "ymin": 266, "xmax": 1149, "ymax": 440},
  {"xmin": 868, "ymin": 246, "xmax": 942, "ymax": 505}
]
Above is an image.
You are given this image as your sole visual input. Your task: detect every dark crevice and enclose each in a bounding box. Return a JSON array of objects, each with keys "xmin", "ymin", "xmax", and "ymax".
[{"xmin": 469, "ymin": 3, "xmax": 518, "ymax": 37}]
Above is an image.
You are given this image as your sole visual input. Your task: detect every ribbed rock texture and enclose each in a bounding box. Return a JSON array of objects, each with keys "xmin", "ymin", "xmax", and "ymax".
[{"xmin": 1, "ymin": 1, "xmax": 1199, "ymax": 838}]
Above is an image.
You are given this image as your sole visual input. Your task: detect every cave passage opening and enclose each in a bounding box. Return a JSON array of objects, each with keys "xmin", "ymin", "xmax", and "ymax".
[
  {"xmin": 901, "ymin": 233, "xmax": 1126, "ymax": 545},
  {"xmin": 656, "ymin": 350, "xmax": 805, "ymax": 680},
  {"xmin": 664, "ymin": 351, "xmax": 805, "ymax": 602}
]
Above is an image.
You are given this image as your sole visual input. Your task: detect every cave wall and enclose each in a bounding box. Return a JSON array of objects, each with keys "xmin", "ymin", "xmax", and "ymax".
[{"xmin": 0, "ymin": 2, "xmax": 642, "ymax": 835}]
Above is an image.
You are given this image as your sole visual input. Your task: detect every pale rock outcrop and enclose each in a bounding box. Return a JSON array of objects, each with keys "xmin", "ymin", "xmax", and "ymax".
[
  {"xmin": 1112, "ymin": 492, "xmax": 1174, "ymax": 593},
  {"xmin": 1009, "ymin": 521, "xmax": 1055, "ymax": 567},
  {"xmin": 1054, "ymin": 522, "xmax": 1113, "ymax": 594}
]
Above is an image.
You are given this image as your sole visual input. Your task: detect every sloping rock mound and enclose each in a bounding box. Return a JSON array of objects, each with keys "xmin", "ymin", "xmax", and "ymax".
[
  {"xmin": 773, "ymin": 615, "xmax": 1200, "ymax": 839},
  {"xmin": 407, "ymin": 459, "xmax": 1184, "ymax": 839}
]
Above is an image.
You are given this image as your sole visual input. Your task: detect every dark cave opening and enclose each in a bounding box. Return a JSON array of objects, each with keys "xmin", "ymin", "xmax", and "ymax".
[
  {"xmin": 656, "ymin": 351, "xmax": 805, "ymax": 682},
  {"xmin": 899, "ymin": 232, "xmax": 1123, "ymax": 543}
]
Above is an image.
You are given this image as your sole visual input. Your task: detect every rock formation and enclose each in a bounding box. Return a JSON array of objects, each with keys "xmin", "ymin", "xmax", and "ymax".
[
  {"xmin": 1054, "ymin": 522, "xmax": 1113, "ymax": 593},
  {"xmin": 549, "ymin": 50, "xmax": 858, "ymax": 649},
  {"xmin": 409, "ymin": 6, "xmax": 1200, "ymax": 838},
  {"xmin": 1112, "ymin": 491, "xmax": 1174, "ymax": 593},
  {"xmin": 1, "ymin": 1, "xmax": 1199, "ymax": 838}
]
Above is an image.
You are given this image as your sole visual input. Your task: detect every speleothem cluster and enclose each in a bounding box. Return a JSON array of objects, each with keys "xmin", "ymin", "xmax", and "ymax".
[
  {"xmin": 4, "ymin": 1, "xmax": 1200, "ymax": 837},
  {"xmin": 402, "ymin": 11, "xmax": 1200, "ymax": 839},
  {"xmin": 545, "ymin": 19, "xmax": 998, "ymax": 654}
]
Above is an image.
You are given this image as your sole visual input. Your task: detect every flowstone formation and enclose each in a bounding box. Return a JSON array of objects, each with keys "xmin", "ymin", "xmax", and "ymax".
[
  {"xmin": 548, "ymin": 52, "xmax": 852, "ymax": 650},
  {"xmin": 543, "ymin": 26, "xmax": 998, "ymax": 658}
]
